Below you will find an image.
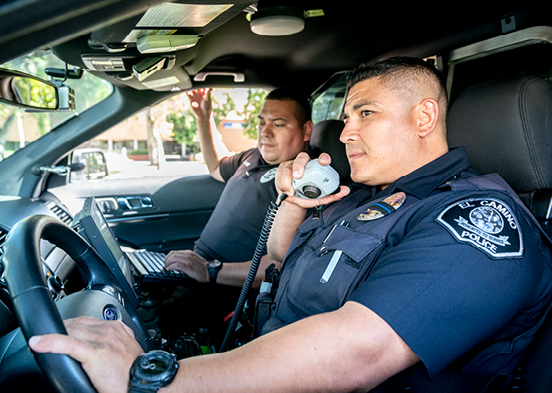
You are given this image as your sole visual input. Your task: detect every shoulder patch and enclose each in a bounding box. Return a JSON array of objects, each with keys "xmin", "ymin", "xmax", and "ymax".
[
  {"xmin": 260, "ymin": 167, "xmax": 277, "ymax": 183},
  {"xmin": 435, "ymin": 198, "xmax": 523, "ymax": 258}
]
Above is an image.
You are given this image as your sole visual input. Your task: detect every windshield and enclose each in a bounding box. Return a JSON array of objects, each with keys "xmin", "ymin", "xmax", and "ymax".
[{"xmin": 0, "ymin": 50, "xmax": 113, "ymax": 161}]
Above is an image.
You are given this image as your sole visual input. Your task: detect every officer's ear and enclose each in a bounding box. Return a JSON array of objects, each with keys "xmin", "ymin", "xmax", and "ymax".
[
  {"xmin": 302, "ymin": 120, "xmax": 314, "ymax": 141},
  {"xmin": 417, "ymin": 98, "xmax": 439, "ymax": 138}
]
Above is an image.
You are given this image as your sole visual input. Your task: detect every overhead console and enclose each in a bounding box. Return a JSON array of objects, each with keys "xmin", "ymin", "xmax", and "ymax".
[{"xmin": 74, "ymin": 0, "xmax": 254, "ymax": 91}]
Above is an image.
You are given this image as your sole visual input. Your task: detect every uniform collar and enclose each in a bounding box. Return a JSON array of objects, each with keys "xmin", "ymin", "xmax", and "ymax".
[{"xmin": 378, "ymin": 146, "xmax": 471, "ymax": 199}]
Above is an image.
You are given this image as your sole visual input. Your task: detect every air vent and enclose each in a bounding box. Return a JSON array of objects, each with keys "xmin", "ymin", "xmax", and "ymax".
[
  {"xmin": 0, "ymin": 226, "xmax": 8, "ymax": 260},
  {"xmin": 50, "ymin": 205, "xmax": 72, "ymax": 225},
  {"xmin": 43, "ymin": 201, "xmax": 73, "ymax": 225}
]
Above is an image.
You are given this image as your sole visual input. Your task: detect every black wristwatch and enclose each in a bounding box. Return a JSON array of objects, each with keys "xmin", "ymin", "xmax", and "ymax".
[
  {"xmin": 129, "ymin": 350, "xmax": 178, "ymax": 393},
  {"xmin": 207, "ymin": 259, "xmax": 223, "ymax": 284}
]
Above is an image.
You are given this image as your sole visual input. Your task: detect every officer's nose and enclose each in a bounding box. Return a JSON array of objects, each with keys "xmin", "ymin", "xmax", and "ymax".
[
  {"xmin": 261, "ymin": 123, "xmax": 274, "ymax": 138},
  {"xmin": 340, "ymin": 121, "xmax": 359, "ymax": 143}
]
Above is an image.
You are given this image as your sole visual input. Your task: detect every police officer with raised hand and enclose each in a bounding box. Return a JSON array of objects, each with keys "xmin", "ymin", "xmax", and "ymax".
[
  {"xmin": 29, "ymin": 57, "xmax": 552, "ymax": 393},
  {"xmin": 163, "ymin": 87, "xmax": 316, "ymax": 289},
  {"xmin": 159, "ymin": 87, "xmax": 318, "ymax": 340}
]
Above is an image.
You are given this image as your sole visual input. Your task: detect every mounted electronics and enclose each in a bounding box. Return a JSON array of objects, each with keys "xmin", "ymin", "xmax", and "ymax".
[
  {"xmin": 72, "ymin": 197, "xmax": 139, "ymax": 307},
  {"xmin": 132, "ymin": 57, "xmax": 166, "ymax": 81}
]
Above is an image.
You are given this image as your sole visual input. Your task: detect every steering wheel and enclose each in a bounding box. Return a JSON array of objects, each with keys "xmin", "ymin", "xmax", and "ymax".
[{"xmin": 2, "ymin": 215, "xmax": 148, "ymax": 392}]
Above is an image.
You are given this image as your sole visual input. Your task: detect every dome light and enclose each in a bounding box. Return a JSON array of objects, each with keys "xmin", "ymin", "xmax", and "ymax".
[{"xmin": 250, "ymin": 6, "xmax": 306, "ymax": 36}]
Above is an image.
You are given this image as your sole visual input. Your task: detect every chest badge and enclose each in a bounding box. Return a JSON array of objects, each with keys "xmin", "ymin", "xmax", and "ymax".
[
  {"xmin": 358, "ymin": 192, "xmax": 406, "ymax": 221},
  {"xmin": 260, "ymin": 168, "xmax": 277, "ymax": 183},
  {"xmin": 436, "ymin": 197, "xmax": 523, "ymax": 258}
]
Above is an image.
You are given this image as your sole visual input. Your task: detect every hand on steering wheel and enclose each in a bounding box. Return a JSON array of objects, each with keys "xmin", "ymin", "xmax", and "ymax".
[{"xmin": 3, "ymin": 215, "xmax": 148, "ymax": 393}]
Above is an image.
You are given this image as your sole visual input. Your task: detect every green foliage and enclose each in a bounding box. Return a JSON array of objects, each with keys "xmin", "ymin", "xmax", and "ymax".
[
  {"xmin": 166, "ymin": 111, "xmax": 199, "ymax": 152},
  {"xmin": 128, "ymin": 149, "xmax": 149, "ymax": 155},
  {"xmin": 166, "ymin": 89, "xmax": 264, "ymax": 155},
  {"xmin": 12, "ymin": 77, "xmax": 57, "ymax": 109},
  {"xmin": 241, "ymin": 89, "xmax": 268, "ymax": 139},
  {"xmin": 212, "ymin": 91, "xmax": 236, "ymax": 125}
]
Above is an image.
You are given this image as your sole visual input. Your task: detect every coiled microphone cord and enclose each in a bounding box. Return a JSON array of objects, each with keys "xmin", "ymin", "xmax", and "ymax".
[{"xmin": 219, "ymin": 193, "xmax": 288, "ymax": 352}]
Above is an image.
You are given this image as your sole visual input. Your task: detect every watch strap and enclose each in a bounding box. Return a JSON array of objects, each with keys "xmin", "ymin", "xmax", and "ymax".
[{"xmin": 129, "ymin": 386, "xmax": 160, "ymax": 393}]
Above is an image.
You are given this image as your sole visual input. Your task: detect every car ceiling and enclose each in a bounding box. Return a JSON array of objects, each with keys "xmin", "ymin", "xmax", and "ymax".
[{"xmin": 1, "ymin": 1, "xmax": 551, "ymax": 95}]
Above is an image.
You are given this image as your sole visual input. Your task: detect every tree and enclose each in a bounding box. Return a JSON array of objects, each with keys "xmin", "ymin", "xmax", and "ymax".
[
  {"xmin": 166, "ymin": 90, "xmax": 237, "ymax": 156},
  {"xmin": 166, "ymin": 88, "xmax": 265, "ymax": 156},
  {"xmin": 145, "ymin": 107, "xmax": 165, "ymax": 168},
  {"xmin": 240, "ymin": 88, "xmax": 268, "ymax": 139},
  {"xmin": 166, "ymin": 111, "xmax": 198, "ymax": 154},
  {"xmin": 0, "ymin": 108, "xmax": 16, "ymax": 159},
  {"xmin": 212, "ymin": 90, "xmax": 236, "ymax": 125}
]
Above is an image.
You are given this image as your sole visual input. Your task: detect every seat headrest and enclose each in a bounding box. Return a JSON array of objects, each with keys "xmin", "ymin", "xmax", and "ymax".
[
  {"xmin": 447, "ymin": 76, "xmax": 552, "ymax": 194},
  {"xmin": 310, "ymin": 120, "xmax": 351, "ymax": 181}
]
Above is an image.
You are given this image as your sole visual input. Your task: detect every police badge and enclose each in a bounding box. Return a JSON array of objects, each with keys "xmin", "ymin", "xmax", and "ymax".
[
  {"xmin": 358, "ymin": 192, "xmax": 406, "ymax": 221},
  {"xmin": 436, "ymin": 198, "xmax": 523, "ymax": 258}
]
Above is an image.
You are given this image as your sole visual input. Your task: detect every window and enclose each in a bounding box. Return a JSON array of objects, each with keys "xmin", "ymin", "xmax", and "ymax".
[
  {"xmin": 311, "ymin": 71, "xmax": 350, "ymax": 124},
  {"xmin": 71, "ymin": 88, "xmax": 266, "ymax": 181}
]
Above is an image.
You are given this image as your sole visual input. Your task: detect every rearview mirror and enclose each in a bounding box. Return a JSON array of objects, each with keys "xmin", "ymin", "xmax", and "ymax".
[{"xmin": 0, "ymin": 68, "xmax": 59, "ymax": 111}]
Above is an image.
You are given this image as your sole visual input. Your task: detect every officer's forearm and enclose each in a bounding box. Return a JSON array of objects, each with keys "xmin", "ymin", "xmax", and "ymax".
[
  {"xmin": 268, "ymin": 202, "xmax": 307, "ymax": 261},
  {"xmin": 160, "ymin": 302, "xmax": 419, "ymax": 393},
  {"xmin": 197, "ymin": 114, "xmax": 224, "ymax": 180},
  {"xmin": 216, "ymin": 255, "xmax": 282, "ymax": 288}
]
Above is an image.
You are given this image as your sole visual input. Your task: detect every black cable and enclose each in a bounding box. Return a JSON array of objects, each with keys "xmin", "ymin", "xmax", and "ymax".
[{"xmin": 219, "ymin": 193, "xmax": 287, "ymax": 352}]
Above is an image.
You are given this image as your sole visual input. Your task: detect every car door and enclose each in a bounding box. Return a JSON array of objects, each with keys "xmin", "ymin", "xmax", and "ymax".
[{"xmin": 51, "ymin": 169, "xmax": 225, "ymax": 253}]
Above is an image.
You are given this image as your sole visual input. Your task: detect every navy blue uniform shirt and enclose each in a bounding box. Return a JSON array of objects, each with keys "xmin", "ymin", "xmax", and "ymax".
[{"xmin": 264, "ymin": 147, "xmax": 552, "ymax": 378}]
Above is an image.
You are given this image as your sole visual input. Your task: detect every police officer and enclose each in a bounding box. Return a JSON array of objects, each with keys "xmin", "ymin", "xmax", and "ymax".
[
  {"xmin": 159, "ymin": 87, "xmax": 318, "ymax": 340},
  {"xmin": 30, "ymin": 57, "xmax": 552, "ymax": 393},
  {"xmin": 164, "ymin": 87, "xmax": 317, "ymax": 287}
]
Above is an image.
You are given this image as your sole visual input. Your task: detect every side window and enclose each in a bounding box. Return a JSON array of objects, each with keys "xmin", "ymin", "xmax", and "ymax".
[
  {"xmin": 311, "ymin": 71, "xmax": 350, "ymax": 124},
  {"xmin": 71, "ymin": 88, "xmax": 266, "ymax": 181}
]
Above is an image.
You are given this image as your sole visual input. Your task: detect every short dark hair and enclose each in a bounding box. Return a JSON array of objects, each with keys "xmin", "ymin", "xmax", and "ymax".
[
  {"xmin": 265, "ymin": 87, "xmax": 312, "ymax": 125},
  {"xmin": 347, "ymin": 57, "xmax": 448, "ymax": 121},
  {"xmin": 348, "ymin": 57, "xmax": 446, "ymax": 94}
]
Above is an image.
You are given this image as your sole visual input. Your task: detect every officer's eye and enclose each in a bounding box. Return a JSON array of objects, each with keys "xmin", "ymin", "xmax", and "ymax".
[{"xmin": 361, "ymin": 110, "xmax": 373, "ymax": 117}]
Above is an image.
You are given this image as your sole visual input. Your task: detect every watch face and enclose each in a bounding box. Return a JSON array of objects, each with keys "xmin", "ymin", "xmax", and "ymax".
[
  {"xmin": 132, "ymin": 350, "xmax": 178, "ymax": 384},
  {"xmin": 140, "ymin": 357, "xmax": 169, "ymax": 376},
  {"xmin": 209, "ymin": 260, "xmax": 222, "ymax": 268}
]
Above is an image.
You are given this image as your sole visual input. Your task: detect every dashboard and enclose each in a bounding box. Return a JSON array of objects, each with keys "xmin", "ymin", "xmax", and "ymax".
[{"xmin": 0, "ymin": 194, "xmax": 80, "ymax": 320}]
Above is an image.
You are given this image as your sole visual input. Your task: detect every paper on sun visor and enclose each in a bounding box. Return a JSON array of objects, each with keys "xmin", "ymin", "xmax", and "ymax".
[
  {"xmin": 136, "ymin": 3, "xmax": 233, "ymax": 28},
  {"xmin": 123, "ymin": 29, "xmax": 177, "ymax": 43}
]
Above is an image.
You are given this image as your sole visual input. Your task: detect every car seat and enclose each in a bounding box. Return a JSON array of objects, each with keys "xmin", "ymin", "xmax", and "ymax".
[
  {"xmin": 448, "ymin": 75, "xmax": 552, "ymax": 223},
  {"xmin": 447, "ymin": 75, "xmax": 552, "ymax": 392}
]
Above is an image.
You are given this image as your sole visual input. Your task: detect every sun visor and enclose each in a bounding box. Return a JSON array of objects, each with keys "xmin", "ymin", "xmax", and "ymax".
[{"xmin": 91, "ymin": 0, "xmax": 252, "ymax": 45}]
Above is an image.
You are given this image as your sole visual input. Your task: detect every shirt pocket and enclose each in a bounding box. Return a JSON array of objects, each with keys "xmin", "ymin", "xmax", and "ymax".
[{"xmin": 286, "ymin": 226, "xmax": 383, "ymax": 319}]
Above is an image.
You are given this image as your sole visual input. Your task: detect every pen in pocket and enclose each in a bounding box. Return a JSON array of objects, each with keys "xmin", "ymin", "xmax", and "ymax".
[
  {"xmin": 319, "ymin": 220, "xmax": 350, "ymax": 283},
  {"xmin": 320, "ymin": 250, "xmax": 342, "ymax": 283}
]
